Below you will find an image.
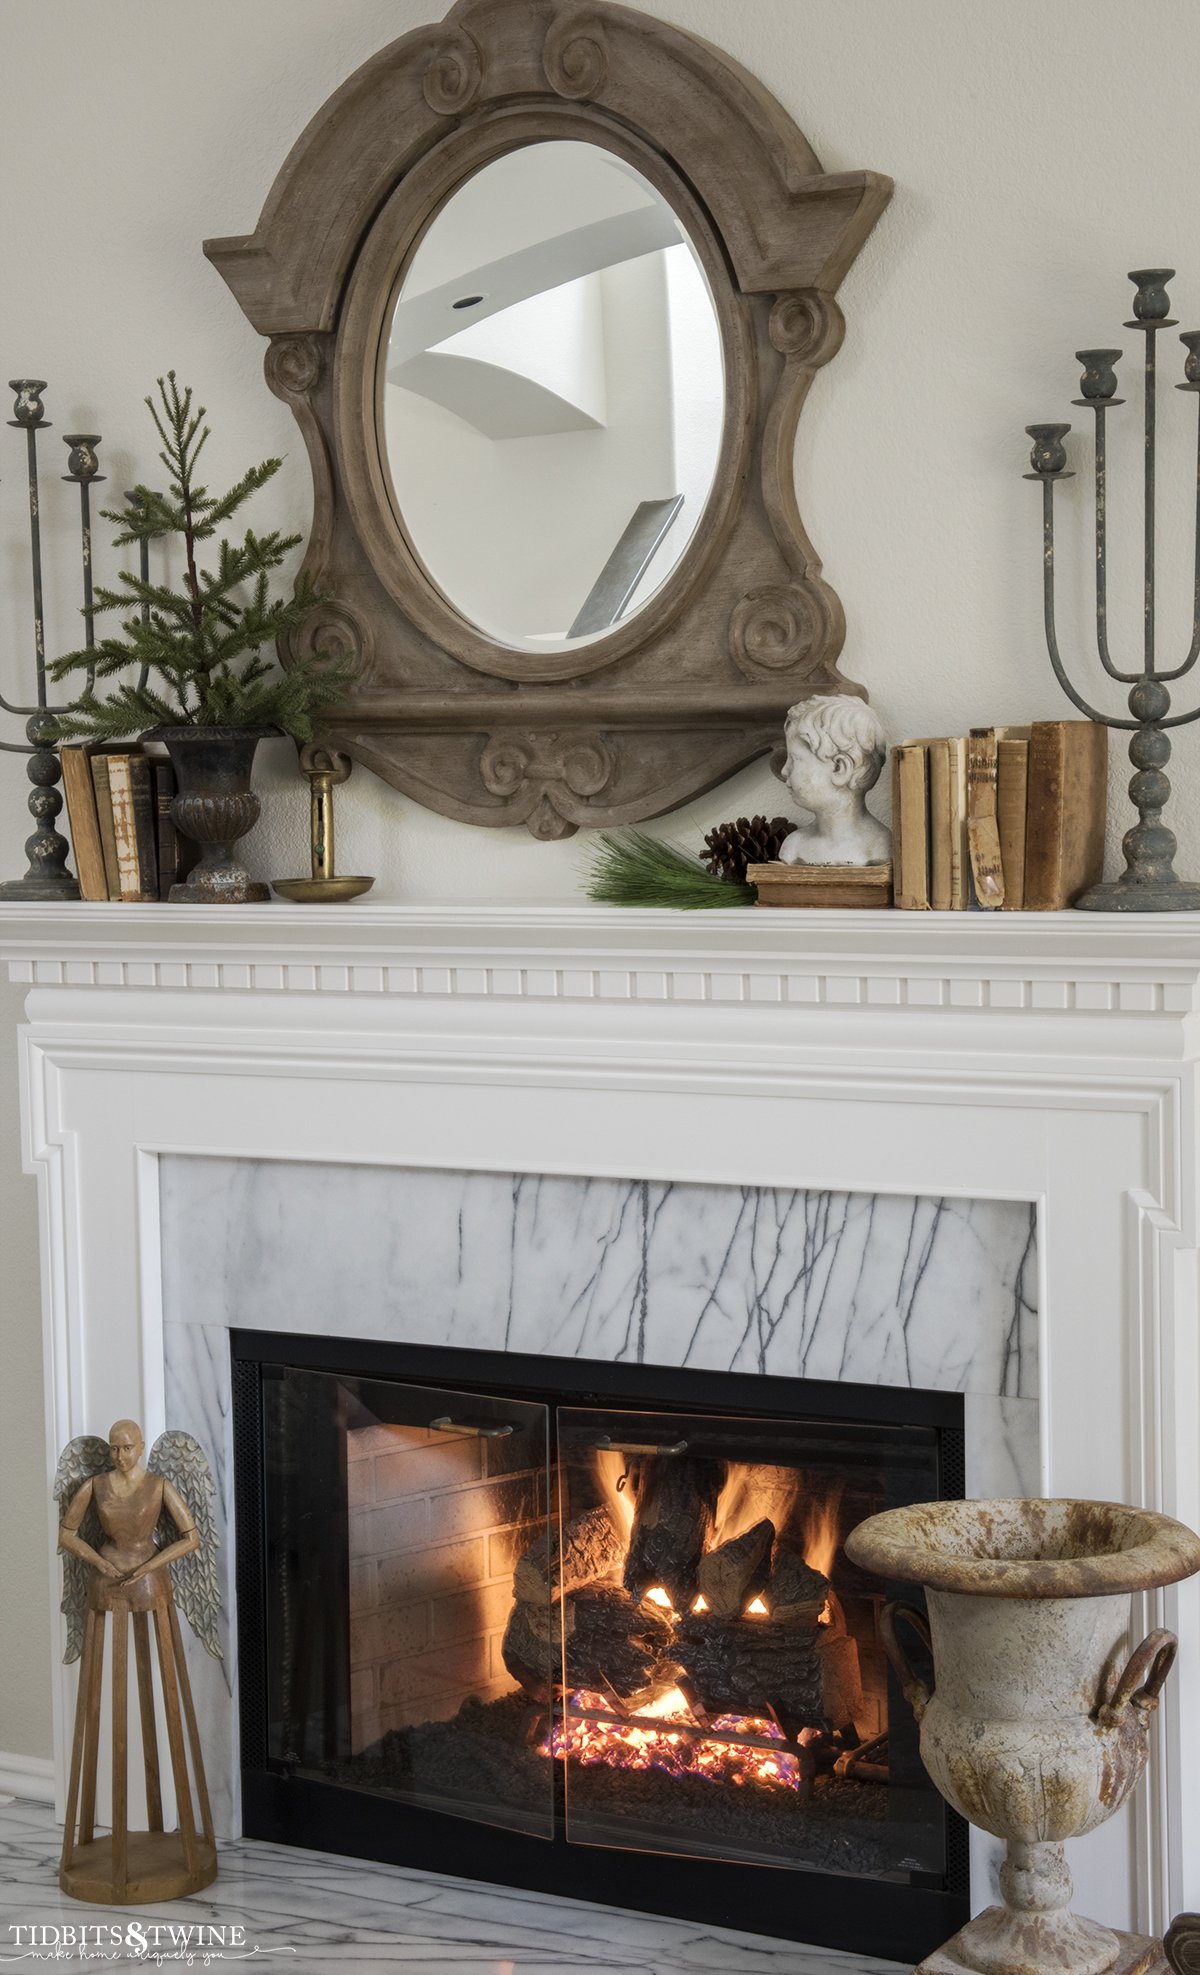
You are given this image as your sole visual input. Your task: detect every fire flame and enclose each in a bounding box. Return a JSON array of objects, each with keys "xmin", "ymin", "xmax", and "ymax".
[
  {"xmin": 711, "ymin": 1465, "xmax": 800, "ymax": 1548},
  {"xmin": 593, "ymin": 1448, "xmax": 636, "ymax": 1540},
  {"xmin": 547, "ymin": 1689, "xmax": 805, "ymax": 1793},
  {"xmin": 799, "ymin": 1486, "xmax": 844, "ymax": 1582},
  {"xmin": 704, "ymin": 1462, "xmax": 843, "ymax": 1584},
  {"xmin": 550, "ymin": 1454, "xmax": 849, "ymax": 1796}
]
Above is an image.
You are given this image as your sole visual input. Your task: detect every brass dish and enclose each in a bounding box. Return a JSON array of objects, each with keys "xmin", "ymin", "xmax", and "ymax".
[{"xmin": 272, "ymin": 874, "xmax": 373, "ymax": 903}]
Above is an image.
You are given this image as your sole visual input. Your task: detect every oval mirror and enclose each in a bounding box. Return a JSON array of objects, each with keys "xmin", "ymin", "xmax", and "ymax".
[{"xmin": 380, "ymin": 139, "xmax": 726, "ymax": 654}]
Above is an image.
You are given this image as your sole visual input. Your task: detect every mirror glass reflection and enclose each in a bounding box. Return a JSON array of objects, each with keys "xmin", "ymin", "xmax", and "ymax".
[{"xmin": 381, "ymin": 140, "xmax": 725, "ymax": 653}]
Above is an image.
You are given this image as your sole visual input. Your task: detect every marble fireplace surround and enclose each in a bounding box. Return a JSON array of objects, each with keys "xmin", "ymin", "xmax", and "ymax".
[
  {"xmin": 2, "ymin": 901, "xmax": 1199, "ymax": 1949},
  {"xmin": 158, "ymin": 1158, "xmax": 1038, "ymax": 1844}
]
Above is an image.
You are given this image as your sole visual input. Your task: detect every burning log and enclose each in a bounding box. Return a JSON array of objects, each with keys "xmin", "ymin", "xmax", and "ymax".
[
  {"xmin": 568, "ymin": 1585, "xmax": 679, "ymax": 1708},
  {"xmin": 673, "ymin": 1562, "xmax": 859, "ymax": 1734},
  {"xmin": 695, "ymin": 1518, "xmax": 774, "ymax": 1616},
  {"xmin": 814, "ymin": 1628, "xmax": 863, "ymax": 1731},
  {"xmin": 500, "ymin": 1594, "xmax": 560, "ymax": 1704},
  {"xmin": 623, "ymin": 1456, "xmax": 724, "ymax": 1609},
  {"xmin": 768, "ymin": 1546, "xmax": 830, "ymax": 1626},
  {"xmin": 674, "ymin": 1613, "xmax": 826, "ymax": 1731},
  {"xmin": 501, "ymin": 1584, "xmax": 677, "ymax": 1711},
  {"xmin": 512, "ymin": 1506, "xmax": 624, "ymax": 1605}
]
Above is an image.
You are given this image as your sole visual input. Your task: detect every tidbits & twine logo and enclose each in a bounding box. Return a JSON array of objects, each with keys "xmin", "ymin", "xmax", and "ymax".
[{"xmin": 2, "ymin": 1924, "xmax": 296, "ymax": 1964}]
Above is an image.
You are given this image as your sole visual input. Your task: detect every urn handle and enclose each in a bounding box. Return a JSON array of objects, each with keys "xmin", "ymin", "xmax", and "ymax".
[
  {"xmin": 880, "ymin": 1601, "xmax": 934, "ymax": 1720},
  {"xmin": 1096, "ymin": 1627, "xmax": 1178, "ymax": 1728}
]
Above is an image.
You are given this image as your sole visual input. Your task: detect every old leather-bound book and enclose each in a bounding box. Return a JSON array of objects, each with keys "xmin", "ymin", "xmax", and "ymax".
[
  {"xmin": 892, "ymin": 744, "xmax": 930, "ymax": 909},
  {"xmin": 107, "ymin": 753, "xmax": 157, "ymax": 902},
  {"xmin": 1023, "ymin": 721, "xmax": 1108, "ymax": 910},
  {"xmin": 60, "ymin": 746, "xmax": 109, "ymax": 901}
]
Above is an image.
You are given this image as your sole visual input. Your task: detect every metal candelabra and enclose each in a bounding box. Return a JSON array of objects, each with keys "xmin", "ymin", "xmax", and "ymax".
[
  {"xmin": 1026, "ymin": 268, "xmax": 1200, "ymax": 911},
  {"xmin": 0, "ymin": 379, "xmax": 106, "ymax": 899}
]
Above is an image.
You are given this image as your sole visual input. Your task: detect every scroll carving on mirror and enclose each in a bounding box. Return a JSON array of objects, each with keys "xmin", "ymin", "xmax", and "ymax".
[{"xmin": 205, "ymin": 0, "xmax": 892, "ymax": 838}]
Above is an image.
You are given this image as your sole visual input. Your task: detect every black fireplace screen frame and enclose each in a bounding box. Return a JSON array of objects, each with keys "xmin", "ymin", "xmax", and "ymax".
[{"xmin": 231, "ymin": 1328, "xmax": 969, "ymax": 1966}]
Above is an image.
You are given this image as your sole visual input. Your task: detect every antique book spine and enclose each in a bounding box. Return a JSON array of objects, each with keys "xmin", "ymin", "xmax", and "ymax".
[
  {"xmin": 128, "ymin": 754, "xmax": 159, "ymax": 898},
  {"xmin": 997, "ymin": 736, "xmax": 1029, "ymax": 910},
  {"xmin": 60, "ymin": 746, "xmax": 109, "ymax": 901},
  {"xmin": 107, "ymin": 754, "xmax": 156, "ymax": 902},
  {"xmin": 893, "ymin": 744, "xmax": 930, "ymax": 909},
  {"xmin": 89, "ymin": 755, "xmax": 121, "ymax": 899},
  {"xmin": 966, "ymin": 729, "xmax": 1005, "ymax": 908},
  {"xmin": 890, "ymin": 745, "xmax": 903, "ymax": 904},
  {"xmin": 151, "ymin": 759, "xmax": 178, "ymax": 901},
  {"xmin": 929, "ymin": 740, "xmax": 952, "ymax": 911},
  {"xmin": 947, "ymin": 735, "xmax": 970, "ymax": 909},
  {"xmin": 1023, "ymin": 720, "xmax": 1109, "ymax": 909},
  {"xmin": 749, "ymin": 863, "xmax": 893, "ymax": 908}
]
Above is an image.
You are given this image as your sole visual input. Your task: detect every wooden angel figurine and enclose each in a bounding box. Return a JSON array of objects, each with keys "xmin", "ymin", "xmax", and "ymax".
[{"xmin": 55, "ymin": 1419, "xmax": 221, "ymax": 1902}]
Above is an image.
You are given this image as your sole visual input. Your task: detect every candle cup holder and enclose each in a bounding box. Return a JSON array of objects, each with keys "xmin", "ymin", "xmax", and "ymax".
[
  {"xmin": 0, "ymin": 383, "xmax": 105, "ymax": 900},
  {"xmin": 271, "ymin": 746, "xmax": 374, "ymax": 903},
  {"xmin": 1025, "ymin": 269, "xmax": 1200, "ymax": 910}
]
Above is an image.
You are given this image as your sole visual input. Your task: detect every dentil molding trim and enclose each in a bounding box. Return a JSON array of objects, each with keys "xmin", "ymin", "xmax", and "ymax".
[{"xmin": 4, "ymin": 903, "xmax": 1200, "ymax": 1016}]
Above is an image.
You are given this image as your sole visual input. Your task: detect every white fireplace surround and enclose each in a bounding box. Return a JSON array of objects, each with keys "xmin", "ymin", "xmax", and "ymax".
[{"xmin": 3, "ymin": 900, "xmax": 1199, "ymax": 1947}]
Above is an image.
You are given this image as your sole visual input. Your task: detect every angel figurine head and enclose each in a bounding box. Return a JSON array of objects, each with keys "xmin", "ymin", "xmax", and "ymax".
[
  {"xmin": 774, "ymin": 694, "xmax": 891, "ymax": 867},
  {"xmin": 55, "ymin": 1421, "xmax": 222, "ymax": 1662}
]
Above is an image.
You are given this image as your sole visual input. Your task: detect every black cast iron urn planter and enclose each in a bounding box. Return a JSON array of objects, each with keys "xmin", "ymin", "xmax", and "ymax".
[{"xmin": 149, "ymin": 727, "xmax": 273, "ymax": 904}]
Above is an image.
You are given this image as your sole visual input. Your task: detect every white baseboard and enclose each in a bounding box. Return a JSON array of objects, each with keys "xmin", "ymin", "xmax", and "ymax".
[{"xmin": 0, "ymin": 1751, "xmax": 54, "ymax": 1804}]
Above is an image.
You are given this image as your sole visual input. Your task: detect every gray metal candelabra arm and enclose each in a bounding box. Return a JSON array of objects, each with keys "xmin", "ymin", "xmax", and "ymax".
[
  {"xmin": 0, "ymin": 381, "xmax": 103, "ymax": 900},
  {"xmin": 1026, "ymin": 268, "xmax": 1200, "ymax": 911}
]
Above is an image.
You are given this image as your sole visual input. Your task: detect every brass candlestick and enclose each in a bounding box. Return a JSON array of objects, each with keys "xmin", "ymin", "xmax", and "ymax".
[{"xmin": 271, "ymin": 746, "xmax": 373, "ymax": 903}]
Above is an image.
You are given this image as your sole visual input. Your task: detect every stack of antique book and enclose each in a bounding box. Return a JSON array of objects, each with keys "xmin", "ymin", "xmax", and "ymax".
[
  {"xmin": 60, "ymin": 743, "xmax": 196, "ymax": 902},
  {"xmin": 890, "ymin": 720, "xmax": 1108, "ymax": 911}
]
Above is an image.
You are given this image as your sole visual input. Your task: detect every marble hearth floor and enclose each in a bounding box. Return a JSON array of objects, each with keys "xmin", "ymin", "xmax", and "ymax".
[{"xmin": 0, "ymin": 1799, "xmax": 909, "ymax": 1975}]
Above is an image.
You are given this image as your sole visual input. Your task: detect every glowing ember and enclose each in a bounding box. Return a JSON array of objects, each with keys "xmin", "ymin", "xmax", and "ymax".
[
  {"xmin": 546, "ymin": 1689, "xmax": 804, "ymax": 1792},
  {"xmin": 691, "ymin": 1594, "xmax": 708, "ymax": 1613},
  {"xmin": 644, "ymin": 1586, "xmax": 673, "ymax": 1610},
  {"xmin": 744, "ymin": 1595, "xmax": 769, "ymax": 1617}
]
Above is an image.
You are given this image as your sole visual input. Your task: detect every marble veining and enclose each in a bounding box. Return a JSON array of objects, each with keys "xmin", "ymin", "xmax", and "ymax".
[
  {"xmin": 0, "ymin": 1799, "xmax": 910, "ymax": 1974},
  {"xmin": 160, "ymin": 1159, "xmax": 1038, "ymax": 1399}
]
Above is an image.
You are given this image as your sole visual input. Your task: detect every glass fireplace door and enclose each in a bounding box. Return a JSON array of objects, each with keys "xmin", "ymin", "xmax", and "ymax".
[
  {"xmin": 261, "ymin": 1364, "xmax": 553, "ymax": 1839},
  {"xmin": 551, "ymin": 1405, "xmax": 945, "ymax": 1882}
]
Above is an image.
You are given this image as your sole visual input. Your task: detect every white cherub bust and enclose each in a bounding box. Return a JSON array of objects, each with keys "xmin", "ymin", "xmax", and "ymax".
[{"xmin": 774, "ymin": 695, "xmax": 891, "ymax": 867}]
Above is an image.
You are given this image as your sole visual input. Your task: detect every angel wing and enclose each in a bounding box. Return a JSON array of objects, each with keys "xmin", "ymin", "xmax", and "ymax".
[
  {"xmin": 148, "ymin": 1430, "xmax": 223, "ymax": 1660},
  {"xmin": 53, "ymin": 1435, "xmax": 111, "ymax": 1664}
]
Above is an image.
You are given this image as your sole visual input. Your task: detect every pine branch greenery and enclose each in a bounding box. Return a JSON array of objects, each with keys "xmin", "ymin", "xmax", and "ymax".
[
  {"xmin": 49, "ymin": 372, "xmax": 354, "ymax": 743},
  {"xmin": 584, "ymin": 830, "xmax": 754, "ymax": 908}
]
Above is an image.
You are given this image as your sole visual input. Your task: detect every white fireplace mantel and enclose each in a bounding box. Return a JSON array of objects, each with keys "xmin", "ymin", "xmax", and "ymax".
[{"xmin": 3, "ymin": 899, "xmax": 1199, "ymax": 1944}]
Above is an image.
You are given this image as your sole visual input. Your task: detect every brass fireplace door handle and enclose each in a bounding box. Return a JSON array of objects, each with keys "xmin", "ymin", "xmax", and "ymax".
[
  {"xmin": 429, "ymin": 1416, "xmax": 514, "ymax": 1440},
  {"xmin": 880, "ymin": 1601, "xmax": 934, "ymax": 1721},
  {"xmin": 591, "ymin": 1436, "xmax": 688, "ymax": 1456}
]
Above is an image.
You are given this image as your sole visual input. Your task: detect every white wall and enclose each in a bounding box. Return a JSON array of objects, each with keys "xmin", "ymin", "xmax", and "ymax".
[
  {"xmin": 385, "ymin": 252, "xmax": 679, "ymax": 642},
  {"xmin": 2, "ymin": 0, "xmax": 1200, "ymax": 1768}
]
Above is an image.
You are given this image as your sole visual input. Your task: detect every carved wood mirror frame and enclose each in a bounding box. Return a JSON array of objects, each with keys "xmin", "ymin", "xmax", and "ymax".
[{"xmin": 206, "ymin": 0, "xmax": 892, "ymax": 838}]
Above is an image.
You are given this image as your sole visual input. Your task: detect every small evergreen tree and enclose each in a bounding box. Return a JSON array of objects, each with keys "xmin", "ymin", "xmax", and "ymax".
[{"xmin": 50, "ymin": 372, "xmax": 351, "ymax": 742}]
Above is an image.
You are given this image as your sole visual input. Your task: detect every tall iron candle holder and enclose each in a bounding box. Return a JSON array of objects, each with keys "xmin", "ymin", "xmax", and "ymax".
[
  {"xmin": 1026, "ymin": 268, "xmax": 1200, "ymax": 911},
  {"xmin": 0, "ymin": 380, "xmax": 102, "ymax": 900}
]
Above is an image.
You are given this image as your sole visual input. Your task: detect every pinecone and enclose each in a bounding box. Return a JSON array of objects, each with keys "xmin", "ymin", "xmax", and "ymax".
[{"xmin": 701, "ymin": 815, "xmax": 793, "ymax": 884}]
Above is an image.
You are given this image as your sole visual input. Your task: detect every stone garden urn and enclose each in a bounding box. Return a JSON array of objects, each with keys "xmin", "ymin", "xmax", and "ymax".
[{"xmin": 845, "ymin": 1499, "xmax": 1200, "ymax": 1975}]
